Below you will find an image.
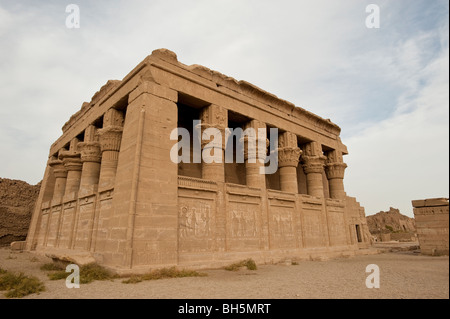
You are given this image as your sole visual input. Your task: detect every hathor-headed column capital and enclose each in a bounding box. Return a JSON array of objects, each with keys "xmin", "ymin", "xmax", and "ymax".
[
  {"xmin": 200, "ymin": 104, "xmax": 227, "ymax": 128},
  {"xmin": 97, "ymin": 126, "xmax": 123, "ymax": 152},
  {"xmin": 278, "ymin": 147, "xmax": 302, "ymax": 168},
  {"xmin": 58, "ymin": 138, "xmax": 83, "ymax": 171},
  {"xmin": 77, "ymin": 141, "xmax": 102, "ymax": 163},
  {"xmin": 278, "ymin": 132, "xmax": 301, "ymax": 168},
  {"xmin": 195, "ymin": 123, "xmax": 229, "ymax": 150},
  {"xmin": 325, "ymin": 162, "xmax": 347, "ymax": 180},
  {"xmin": 59, "ymin": 150, "xmax": 82, "ymax": 171},
  {"xmin": 48, "ymin": 156, "xmax": 67, "ymax": 178},
  {"xmin": 301, "ymin": 141, "xmax": 326, "ymax": 174},
  {"xmin": 302, "ymin": 155, "xmax": 327, "ymax": 174},
  {"xmin": 325, "ymin": 149, "xmax": 347, "ymax": 179},
  {"xmin": 196, "ymin": 104, "xmax": 229, "ymax": 150}
]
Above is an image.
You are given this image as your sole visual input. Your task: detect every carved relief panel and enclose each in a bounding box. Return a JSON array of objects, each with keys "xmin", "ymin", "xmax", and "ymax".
[{"xmin": 178, "ymin": 195, "xmax": 215, "ymax": 253}]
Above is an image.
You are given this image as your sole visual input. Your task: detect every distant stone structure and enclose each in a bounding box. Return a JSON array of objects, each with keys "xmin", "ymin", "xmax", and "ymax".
[
  {"xmin": 25, "ymin": 49, "xmax": 371, "ymax": 273},
  {"xmin": 412, "ymin": 198, "xmax": 449, "ymax": 256},
  {"xmin": 367, "ymin": 207, "xmax": 416, "ymax": 242}
]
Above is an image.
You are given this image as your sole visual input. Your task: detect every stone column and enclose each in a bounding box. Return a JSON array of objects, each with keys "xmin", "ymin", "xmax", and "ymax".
[
  {"xmin": 302, "ymin": 141, "xmax": 326, "ymax": 197},
  {"xmin": 198, "ymin": 104, "xmax": 227, "ymax": 182},
  {"xmin": 48, "ymin": 155, "xmax": 67, "ymax": 201},
  {"xmin": 97, "ymin": 108, "xmax": 124, "ymax": 190},
  {"xmin": 78, "ymin": 125, "xmax": 102, "ymax": 196},
  {"xmin": 325, "ymin": 150, "xmax": 347, "ymax": 199},
  {"xmin": 242, "ymin": 120, "xmax": 269, "ymax": 188},
  {"xmin": 59, "ymin": 139, "xmax": 82, "ymax": 198},
  {"xmin": 278, "ymin": 131, "xmax": 302, "ymax": 193}
]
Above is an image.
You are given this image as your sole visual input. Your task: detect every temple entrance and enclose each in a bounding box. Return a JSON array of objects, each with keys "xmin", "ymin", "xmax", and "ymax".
[{"xmin": 355, "ymin": 224, "xmax": 362, "ymax": 243}]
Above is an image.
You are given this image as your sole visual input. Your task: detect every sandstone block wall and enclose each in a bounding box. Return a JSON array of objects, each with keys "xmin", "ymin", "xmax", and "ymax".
[{"xmin": 412, "ymin": 198, "xmax": 449, "ymax": 256}]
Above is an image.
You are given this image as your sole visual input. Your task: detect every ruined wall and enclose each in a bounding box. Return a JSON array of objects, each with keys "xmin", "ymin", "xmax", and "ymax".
[
  {"xmin": 0, "ymin": 178, "xmax": 41, "ymax": 246},
  {"xmin": 412, "ymin": 198, "xmax": 449, "ymax": 256},
  {"xmin": 367, "ymin": 207, "xmax": 416, "ymax": 242},
  {"xmin": 367, "ymin": 207, "xmax": 416, "ymax": 233}
]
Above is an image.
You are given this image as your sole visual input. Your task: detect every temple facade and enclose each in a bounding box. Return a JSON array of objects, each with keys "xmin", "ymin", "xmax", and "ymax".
[{"xmin": 26, "ymin": 49, "xmax": 371, "ymax": 273}]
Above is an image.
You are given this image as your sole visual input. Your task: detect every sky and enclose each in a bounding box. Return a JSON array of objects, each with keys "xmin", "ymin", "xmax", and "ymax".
[{"xmin": 0, "ymin": 0, "xmax": 448, "ymax": 217}]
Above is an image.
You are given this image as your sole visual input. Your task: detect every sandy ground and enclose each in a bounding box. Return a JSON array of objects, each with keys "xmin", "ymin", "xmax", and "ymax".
[{"xmin": 0, "ymin": 247, "xmax": 448, "ymax": 299}]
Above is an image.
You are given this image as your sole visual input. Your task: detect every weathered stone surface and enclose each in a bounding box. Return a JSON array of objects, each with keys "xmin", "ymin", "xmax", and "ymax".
[
  {"xmin": 413, "ymin": 198, "xmax": 449, "ymax": 256},
  {"xmin": 10, "ymin": 241, "xmax": 27, "ymax": 251},
  {"xmin": 25, "ymin": 49, "xmax": 371, "ymax": 272},
  {"xmin": 367, "ymin": 207, "xmax": 416, "ymax": 235},
  {"xmin": 0, "ymin": 178, "xmax": 41, "ymax": 246}
]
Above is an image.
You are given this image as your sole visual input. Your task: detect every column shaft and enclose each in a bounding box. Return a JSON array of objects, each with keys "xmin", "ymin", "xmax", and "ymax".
[
  {"xmin": 53, "ymin": 169, "xmax": 67, "ymax": 200},
  {"xmin": 202, "ymin": 149, "xmax": 225, "ymax": 181},
  {"xmin": 65, "ymin": 170, "xmax": 82, "ymax": 195},
  {"xmin": 199, "ymin": 104, "xmax": 227, "ymax": 182},
  {"xmin": 59, "ymin": 138, "xmax": 82, "ymax": 198},
  {"xmin": 302, "ymin": 141, "xmax": 326, "ymax": 197},
  {"xmin": 278, "ymin": 131, "xmax": 301, "ymax": 193},
  {"xmin": 97, "ymin": 109, "xmax": 124, "ymax": 190},
  {"xmin": 279, "ymin": 166, "xmax": 298, "ymax": 193},
  {"xmin": 48, "ymin": 157, "xmax": 67, "ymax": 200},
  {"xmin": 325, "ymin": 150, "xmax": 347, "ymax": 199},
  {"xmin": 329, "ymin": 178, "xmax": 345, "ymax": 199},
  {"xmin": 78, "ymin": 127, "xmax": 102, "ymax": 195},
  {"xmin": 305, "ymin": 171, "xmax": 324, "ymax": 197},
  {"xmin": 243, "ymin": 120, "xmax": 268, "ymax": 189}
]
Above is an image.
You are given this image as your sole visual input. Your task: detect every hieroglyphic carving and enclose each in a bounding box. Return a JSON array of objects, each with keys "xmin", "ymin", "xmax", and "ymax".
[
  {"xmin": 327, "ymin": 212, "xmax": 346, "ymax": 243},
  {"xmin": 230, "ymin": 206, "xmax": 257, "ymax": 238},
  {"xmin": 271, "ymin": 210, "xmax": 294, "ymax": 238},
  {"xmin": 179, "ymin": 201, "xmax": 211, "ymax": 238},
  {"xmin": 302, "ymin": 210, "xmax": 322, "ymax": 246},
  {"xmin": 414, "ymin": 207, "xmax": 449, "ymax": 215},
  {"xmin": 57, "ymin": 205, "xmax": 76, "ymax": 249}
]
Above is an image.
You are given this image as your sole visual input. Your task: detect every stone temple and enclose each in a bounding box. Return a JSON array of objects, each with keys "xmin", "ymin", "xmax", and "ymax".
[{"xmin": 25, "ymin": 49, "xmax": 371, "ymax": 273}]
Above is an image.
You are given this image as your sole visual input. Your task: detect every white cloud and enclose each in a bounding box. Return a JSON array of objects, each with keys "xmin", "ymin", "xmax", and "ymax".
[
  {"xmin": 345, "ymin": 23, "xmax": 449, "ymax": 217},
  {"xmin": 0, "ymin": 0, "xmax": 448, "ymax": 220}
]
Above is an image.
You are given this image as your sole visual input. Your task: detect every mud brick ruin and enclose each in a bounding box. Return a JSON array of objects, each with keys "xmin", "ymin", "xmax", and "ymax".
[
  {"xmin": 26, "ymin": 49, "xmax": 371, "ymax": 273},
  {"xmin": 412, "ymin": 198, "xmax": 449, "ymax": 256}
]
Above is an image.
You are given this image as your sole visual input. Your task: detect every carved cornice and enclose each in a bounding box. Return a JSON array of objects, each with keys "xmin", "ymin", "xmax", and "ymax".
[
  {"xmin": 178, "ymin": 176, "xmax": 218, "ymax": 192},
  {"xmin": 302, "ymin": 155, "xmax": 326, "ymax": 174},
  {"xmin": 78, "ymin": 141, "xmax": 102, "ymax": 163},
  {"xmin": 278, "ymin": 147, "xmax": 302, "ymax": 168},
  {"xmin": 97, "ymin": 126, "xmax": 123, "ymax": 152},
  {"xmin": 325, "ymin": 162, "xmax": 347, "ymax": 179}
]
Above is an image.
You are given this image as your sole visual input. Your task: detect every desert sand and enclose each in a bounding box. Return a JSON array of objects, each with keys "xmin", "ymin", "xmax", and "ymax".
[{"xmin": 0, "ymin": 247, "xmax": 448, "ymax": 299}]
